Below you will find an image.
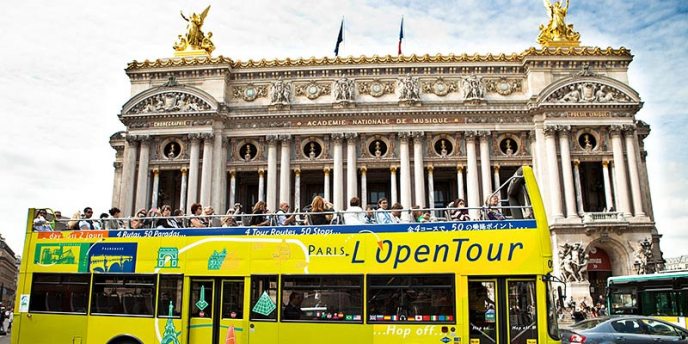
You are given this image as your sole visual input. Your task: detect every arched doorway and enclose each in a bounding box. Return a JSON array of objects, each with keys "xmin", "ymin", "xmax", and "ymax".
[{"xmin": 587, "ymin": 246, "xmax": 612, "ymax": 305}]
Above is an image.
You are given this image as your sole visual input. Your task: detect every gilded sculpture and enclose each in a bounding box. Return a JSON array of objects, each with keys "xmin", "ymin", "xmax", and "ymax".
[
  {"xmin": 537, "ymin": 0, "xmax": 581, "ymax": 47},
  {"xmin": 174, "ymin": 6, "xmax": 215, "ymax": 56}
]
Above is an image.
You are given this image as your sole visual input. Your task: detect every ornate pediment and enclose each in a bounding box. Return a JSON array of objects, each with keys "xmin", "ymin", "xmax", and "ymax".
[
  {"xmin": 126, "ymin": 91, "xmax": 213, "ymax": 114},
  {"xmin": 544, "ymin": 81, "xmax": 633, "ymax": 104}
]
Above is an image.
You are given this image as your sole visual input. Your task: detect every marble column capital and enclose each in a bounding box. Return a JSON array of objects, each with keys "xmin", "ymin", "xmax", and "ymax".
[
  {"xmin": 411, "ymin": 131, "xmax": 425, "ymax": 143},
  {"xmin": 152, "ymin": 168, "xmax": 160, "ymax": 175},
  {"xmin": 426, "ymin": 165, "xmax": 434, "ymax": 172},
  {"xmin": 113, "ymin": 162, "xmax": 123, "ymax": 169},
  {"xmin": 278, "ymin": 134, "xmax": 292, "ymax": 142},
  {"xmin": 323, "ymin": 166, "xmax": 331, "ymax": 174},
  {"xmin": 573, "ymin": 159, "xmax": 581, "ymax": 166},
  {"xmin": 493, "ymin": 164, "xmax": 500, "ymax": 171},
  {"xmin": 266, "ymin": 134, "xmax": 279, "ymax": 143},
  {"xmin": 125, "ymin": 134, "xmax": 140, "ymax": 144},
  {"xmin": 390, "ymin": 165, "xmax": 398, "ymax": 173},
  {"xmin": 199, "ymin": 132, "xmax": 214, "ymax": 140},
  {"xmin": 293, "ymin": 167, "xmax": 301, "ymax": 175},
  {"xmin": 258, "ymin": 168, "xmax": 265, "ymax": 176},
  {"xmin": 477, "ymin": 130, "xmax": 491, "ymax": 142},
  {"xmin": 187, "ymin": 133, "xmax": 202, "ymax": 142},
  {"xmin": 181, "ymin": 167, "xmax": 188, "ymax": 174},
  {"xmin": 330, "ymin": 133, "xmax": 344, "ymax": 142},
  {"xmin": 397, "ymin": 131, "xmax": 412, "ymax": 142},
  {"xmin": 556, "ymin": 125, "xmax": 572, "ymax": 136},
  {"xmin": 456, "ymin": 164, "xmax": 464, "ymax": 172},
  {"xmin": 229, "ymin": 169, "xmax": 237, "ymax": 177},
  {"xmin": 359, "ymin": 166, "xmax": 368, "ymax": 174},
  {"xmin": 543, "ymin": 125, "xmax": 558, "ymax": 137},
  {"xmin": 602, "ymin": 160, "xmax": 610, "ymax": 167},
  {"xmin": 344, "ymin": 132, "xmax": 358, "ymax": 141},
  {"xmin": 622, "ymin": 124, "xmax": 636, "ymax": 135},
  {"xmin": 609, "ymin": 125, "xmax": 624, "ymax": 137},
  {"xmin": 463, "ymin": 130, "xmax": 478, "ymax": 140}
]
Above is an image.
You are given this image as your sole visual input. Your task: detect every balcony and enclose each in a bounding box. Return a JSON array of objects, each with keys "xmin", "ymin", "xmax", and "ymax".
[{"xmin": 582, "ymin": 212, "xmax": 626, "ymax": 224}]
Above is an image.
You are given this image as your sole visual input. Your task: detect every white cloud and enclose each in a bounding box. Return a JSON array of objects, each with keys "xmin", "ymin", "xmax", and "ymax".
[{"xmin": 0, "ymin": 0, "xmax": 686, "ymax": 260}]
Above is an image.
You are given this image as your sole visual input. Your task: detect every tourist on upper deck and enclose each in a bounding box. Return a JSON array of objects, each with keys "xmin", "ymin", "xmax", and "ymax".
[
  {"xmin": 32, "ymin": 209, "xmax": 52, "ymax": 232},
  {"xmin": 204, "ymin": 206, "xmax": 221, "ymax": 227},
  {"xmin": 173, "ymin": 209, "xmax": 186, "ymax": 227},
  {"xmin": 343, "ymin": 197, "xmax": 366, "ymax": 225},
  {"xmin": 130, "ymin": 208, "xmax": 147, "ymax": 229},
  {"xmin": 106, "ymin": 207, "xmax": 124, "ymax": 229},
  {"xmin": 364, "ymin": 206, "xmax": 376, "ymax": 224},
  {"xmin": 390, "ymin": 202, "xmax": 404, "ymax": 223},
  {"xmin": 375, "ymin": 198, "xmax": 394, "ymax": 224},
  {"xmin": 189, "ymin": 203, "xmax": 208, "ymax": 228},
  {"xmin": 79, "ymin": 207, "xmax": 99, "ymax": 230},
  {"xmin": 156, "ymin": 205, "xmax": 179, "ymax": 229},
  {"xmin": 411, "ymin": 205, "xmax": 430, "ymax": 223},
  {"xmin": 307, "ymin": 196, "xmax": 331, "ymax": 225},
  {"xmin": 98, "ymin": 213, "xmax": 110, "ymax": 230},
  {"xmin": 221, "ymin": 208, "xmax": 238, "ymax": 227},
  {"xmin": 249, "ymin": 201, "xmax": 271, "ymax": 226},
  {"xmin": 67, "ymin": 211, "xmax": 81, "ymax": 230},
  {"xmin": 450, "ymin": 199, "xmax": 470, "ymax": 221},
  {"xmin": 485, "ymin": 195, "xmax": 506, "ymax": 220},
  {"xmin": 53, "ymin": 210, "xmax": 67, "ymax": 231},
  {"xmin": 276, "ymin": 202, "xmax": 296, "ymax": 226}
]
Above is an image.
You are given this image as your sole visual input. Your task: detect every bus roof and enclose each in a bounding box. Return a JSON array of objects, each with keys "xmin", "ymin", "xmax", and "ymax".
[{"xmin": 608, "ymin": 271, "xmax": 688, "ymax": 285}]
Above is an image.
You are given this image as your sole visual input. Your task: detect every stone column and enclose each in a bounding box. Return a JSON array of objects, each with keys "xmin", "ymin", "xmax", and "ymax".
[
  {"xmin": 558, "ymin": 126, "xmax": 579, "ymax": 219},
  {"xmin": 112, "ymin": 162, "xmax": 123, "ymax": 210},
  {"xmin": 200, "ymin": 133, "xmax": 214, "ymax": 207},
  {"xmin": 360, "ymin": 166, "xmax": 368, "ymax": 208},
  {"xmin": 150, "ymin": 168, "xmax": 160, "ymax": 209},
  {"xmin": 601, "ymin": 160, "xmax": 614, "ymax": 211},
  {"xmin": 186, "ymin": 134, "xmax": 201, "ymax": 213},
  {"xmin": 258, "ymin": 168, "xmax": 265, "ymax": 202},
  {"xmin": 427, "ymin": 165, "xmax": 435, "ymax": 210},
  {"xmin": 121, "ymin": 136, "xmax": 139, "ymax": 216},
  {"xmin": 398, "ymin": 132, "xmax": 413, "ymax": 210},
  {"xmin": 457, "ymin": 165, "xmax": 465, "ymax": 201},
  {"xmin": 493, "ymin": 165, "xmax": 501, "ymax": 199},
  {"xmin": 332, "ymin": 133, "xmax": 344, "ymax": 211},
  {"xmin": 229, "ymin": 170, "xmax": 236, "ymax": 208},
  {"xmin": 179, "ymin": 167, "xmax": 188, "ymax": 212},
  {"xmin": 611, "ymin": 163, "xmax": 620, "ymax": 210},
  {"xmin": 219, "ymin": 138, "xmax": 229, "ymax": 212},
  {"xmin": 465, "ymin": 131, "xmax": 480, "ymax": 218},
  {"xmin": 610, "ymin": 125, "xmax": 632, "ymax": 217},
  {"xmin": 412, "ymin": 131, "xmax": 426, "ymax": 207},
  {"xmin": 134, "ymin": 135, "xmax": 151, "ymax": 212},
  {"xmin": 345, "ymin": 133, "xmax": 358, "ymax": 204},
  {"xmin": 624, "ymin": 125, "xmax": 645, "ymax": 217},
  {"xmin": 279, "ymin": 135, "xmax": 292, "ymax": 206},
  {"xmin": 323, "ymin": 166, "xmax": 331, "ymax": 202},
  {"xmin": 390, "ymin": 166, "xmax": 398, "ymax": 204},
  {"xmin": 211, "ymin": 129, "xmax": 224, "ymax": 211},
  {"xmin": 544, "ymin": 126, "xmax": 564, "ymax": 219},
  {"xmin": 479, "ymin": 131, "xmax": 492, "ymax": 201},
  {"xmin": 294, "ymin": 168, "xmax": 301, "ymax": 210},
  {"xmin": 529, "ymin": 130, "xmax": 538, "ymax": 177},
  {"xmin": 266, "ymin": 135, "xmax": 278, "ymax": 212},
  {"xmin": 573, "ymin": 160, "xmax": 584, "ymax": 215}
]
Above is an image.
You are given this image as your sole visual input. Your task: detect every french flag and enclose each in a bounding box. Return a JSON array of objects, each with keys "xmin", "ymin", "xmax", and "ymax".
[{"xmin": 397, "ymin": 17, "xmax": 404, "ymax": 55}]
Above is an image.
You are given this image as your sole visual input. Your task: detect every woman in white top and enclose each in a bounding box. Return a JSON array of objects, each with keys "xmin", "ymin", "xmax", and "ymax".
[{"xmin": 343, "ymin": 197, "xmax": 366, "ymax": 225}]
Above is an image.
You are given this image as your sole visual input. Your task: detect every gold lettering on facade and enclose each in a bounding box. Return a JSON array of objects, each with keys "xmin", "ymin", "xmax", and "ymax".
[
  {"xmin": 567, "ymin": 112, "xmax": 611, "ymax": 118},
  {"xmin": 153, "ymin": 121, "xmax": 191, "ymax": 127}
]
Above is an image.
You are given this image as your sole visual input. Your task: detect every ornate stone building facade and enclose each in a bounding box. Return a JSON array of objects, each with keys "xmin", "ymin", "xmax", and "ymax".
[{"xmin": 110, "ymin": 46, "xmax": 662, "ymax": 302}]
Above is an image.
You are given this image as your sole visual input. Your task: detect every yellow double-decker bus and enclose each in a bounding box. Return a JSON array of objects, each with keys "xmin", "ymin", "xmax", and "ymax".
[{"xmin": 12, "ymin": 166, "xmax": 560, "ymax": 344}]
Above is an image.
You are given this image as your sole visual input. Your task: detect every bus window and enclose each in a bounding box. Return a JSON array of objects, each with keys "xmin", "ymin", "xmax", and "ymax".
[
  {"xmin": 250, "ymin": 275, "xmax": 278, "ymax": 321},
  {"xmin": 468, "ymin": 281, "xmax": 497, "ymax": 343},
  {"xmin": 91, "ymin": 274, "xmax": 156, "ymax": 316},
  {"xmin": 157, "ymin": 275, "xmax": 183, "ymax": 318},
  {"xmin": 640, "ymin": 290, "xmax": 679, "ymax": 316},
  {"xmin": 507, "ymin": 280, "xmax": 537, "ymax": 344},
  {"xmin": 610, "ymin": 290, "xmax": 638, "ymax": 315},
  {"xmin": 222, "ymin": 279, "xmax": 245, "ymax": 319},
  {"xmin": 281, "ymin": 275, "xmax": 362, "ymax": 322},
  {"xmin": 29, "ymin": 273, "xmax": 90, "ymax": 314},
  {"xmin": 367, "ymin": 274, "xmax": 455, "ymax": 323}
]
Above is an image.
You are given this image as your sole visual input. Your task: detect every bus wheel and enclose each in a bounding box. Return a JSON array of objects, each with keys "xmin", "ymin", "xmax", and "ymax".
[{"xmin": 107, "ymin": 336, "xmax": 142, "ymax": 344}]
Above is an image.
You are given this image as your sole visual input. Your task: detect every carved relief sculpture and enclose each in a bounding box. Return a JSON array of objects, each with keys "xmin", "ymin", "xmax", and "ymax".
[
  {"xmin": 358, "ymin": 80, "xmax": 395, "ymax": 97},
  {"xmin": 397, "ymin": 74, "xmax": 421, "ymax": 103},
  {"xmin": 128, "ymin": 92, "xmax": 212, "ymax": 114},
  {"xmin": 269, "ymin": 78, "xmax": 292, "ymax": 105},
  {"xmin": 422, "ymin": 78, "xmax": 457, "ymax": 96},
  {"xmin": 462, "ymin": 75, "xmax": 486, "ymax": 101},
  {"xmin": 233, "ymin": 84, "xmax": 268, "ymax": 102},
  {"xmin": 333, "ymin": 77, "xmax": 356, "ymax": 102},
  {"xmin": 559, "ymin": 242, "xmax": 589, "ymax": 282},
  {"xmin": 296, "ymin": 82, "xmax": 331, "ymax": 100},
  {"xmin": 547, "ymin": 82, "xmax": 632, "ymax": 103},
  {"xmin": 485, "ymin": 78, "xmax": 522, "ymax": 96}
]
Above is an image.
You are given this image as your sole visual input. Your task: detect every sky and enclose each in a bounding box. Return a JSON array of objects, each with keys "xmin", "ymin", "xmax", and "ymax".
[{"xmin": 0, "ymin": 0, "xmax": 686, "ymax": 259}]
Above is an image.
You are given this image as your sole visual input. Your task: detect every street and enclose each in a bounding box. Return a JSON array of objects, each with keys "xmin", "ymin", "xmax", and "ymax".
[{"xmin": 0, "ymin": 333, "xmax": 9, "ymax": 344}]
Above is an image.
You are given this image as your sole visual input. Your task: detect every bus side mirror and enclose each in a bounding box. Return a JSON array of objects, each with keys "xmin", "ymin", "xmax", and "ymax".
[{"xmin": 558, "ymin": 286, "xmax": 566, "ymax": 306}]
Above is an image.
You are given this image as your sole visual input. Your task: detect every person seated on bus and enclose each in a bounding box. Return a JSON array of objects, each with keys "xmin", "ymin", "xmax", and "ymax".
[
  {"xmin": 307, "ymin": 196, "xmax": 331, "ymax": 225},
  {"xmin": 66, "ymin": 211, "xmax": 81, "ymax": 230},
  {"xmin": 390, "ymin": 202, "xmax": 404, "ymax": 223},
  {"xmin": 469, "ymin": 284, "xmax": 495, "ymax": 324},
  {"xmin": 79, "ymin": 207, "xmax": 100, "ymax": 230},
  {"xmin": 221, "ymin": 208, "xmax": 238, "ymax": 227},
  {"xmin": 410, "ymin": 206, "xmax": 431, "ymax": 223},
  {"xmin": 33, "ymin": 209, "xmax": 53, "ymax": 232},
  {"xmin": 344, "ymin": 197, "xmax": 366, "ymax": 225},
  {"xmin": 364, "ymin": 206, "xmax": 376, "ymax": 224},
  {"xmin": 189, "ymin": 203, "xmax": 209, "ymax": 228},
  {"xmin": 485, "ymin": 195, "xmax": 506, "ymax": 220},
  {"xmin": 249, "ymin": 201, "xmax": 271, "ymax": 226},
  {"xmin": 276, "ymin": 202, "xmax": 296, "ymax": 226},
  {"xmin": 449, "ymin": 199, "xmax": 470, "ymax": 221},
  {"xmin": 283, "ymin": 291, "xmax": 304, "ymax": 320},
  {"xmin": 375, "ymin": 198, "xmax": 394, "ymax": 224},
  {"xmin": 173, "ymin": 209, "xmax": 186, "ymax": 228},
  {"xmin": 156, "ymin": 205, "xmax": 179, "ymax": 229},
  {"xmin": 106, "ymin": 207, "xmax": 124, "ymax": 230}
]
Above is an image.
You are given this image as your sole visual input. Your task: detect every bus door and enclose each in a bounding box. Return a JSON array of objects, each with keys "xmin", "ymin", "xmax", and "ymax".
[
  {"xmin": 468, "ymin": 278, "xmax": 538, "ymax": 344},
  {"xmin": 248, "ymin": 275, "xmax": 279, "ymax": 343},
  {"xmin": 188, "ymin": 277, "xmax": 248, "ymax": 344}
]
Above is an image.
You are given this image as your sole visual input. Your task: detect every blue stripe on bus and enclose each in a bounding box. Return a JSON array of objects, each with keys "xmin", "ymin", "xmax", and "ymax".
[{"xmin": 109, "ymin": 220, "xmax": 536, "ymax": 238}]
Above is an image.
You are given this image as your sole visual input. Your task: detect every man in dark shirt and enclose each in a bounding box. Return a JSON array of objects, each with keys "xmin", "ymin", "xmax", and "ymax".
[{"xmin": 283, "ymin": 292, "xmax": 304, "ymax": 320}]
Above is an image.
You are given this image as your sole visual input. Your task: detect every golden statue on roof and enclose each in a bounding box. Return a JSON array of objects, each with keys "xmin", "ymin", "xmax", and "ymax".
[
  {"xmin": 174, "ymin": 5, "xmax": 215, "ymax": 56},
  {"xmin": 537, "ymin": 0, "xmax": 581, "ymax": 47}
]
